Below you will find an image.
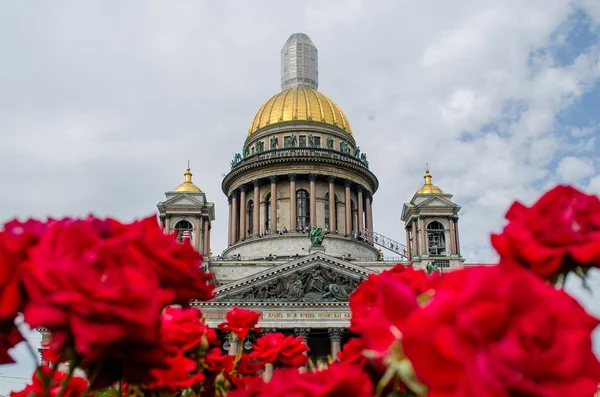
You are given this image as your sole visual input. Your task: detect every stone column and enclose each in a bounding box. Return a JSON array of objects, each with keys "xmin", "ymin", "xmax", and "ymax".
[
  {"xmin": 206, "ymin": 221, "xmax": 211, "ymax": 257},
  {"xmin": 289, "ymin": 174, "xmax": 297, "ymax": 231},
  {"xmin": 367, "ymin": 196, "xmax": 374, "ymax": 232},
  {"xmin": 195, "ymin": 217, "xmax": 202, "ymax": 252},
  {"xmin": 419, "ymin": 217, "xmax": 426, "ymax": 256},
  {"xmin": 270, "ymin": 177, "xmax": 277, "ymax": 233},
  {"xmin": 328, "ymin": 328, "xmax": 344, "ymax": 360},
  {"xmin": 449, "ymin": 218, "xmax": 457, "ymax": 255},
  {"xmin": 165, "ymin": 216, "xmax": 171, "ymax": 235},
  {"xmin": 405, "ymin": 228, "xmax": 412, "ymax": 261},
  {"xmin": 328, "ymin": 177, "xmax": 336, "ymax": 233},
  {"xmin": 357, "ymin": 186, "xmax": 364, "ymax": 235},
  {"xmin": 344, "ymin": 180, "xmax": 352, "ymax": 235},
  {"xmin": 239, "ymin": 186, "xmax": 246, "ymax": 240},
  {"xmin": 227, "ymin": 197, "xmax": 232, "ymax": 246},
  {"xmin": 365, "ymin": 195, "xmax": 373, "ymax": 240},
  {"xmin": 309, "ymin": 174, "xmax": 317, "ymax": 226},
  {"xmin": 227, "ymin": 333, "xmax": 238, "ymax": 356},
  {"xmin": 454, "ymin": 218, "xmax": 461, "ymax": 256},
  {"xmin": 253, "ymin": 179, "xmax": 260, "ymax": 236},
  {"xmin": 411, "ymin": 220, "xmax": 418, "ymax": 258},
  {"xmin": 294, "ymin": 328, "xmax": 310, "ymax": 372},
  {"xmin": 231, "ymin": 193, "xmax": 239, "ymax": 244}
]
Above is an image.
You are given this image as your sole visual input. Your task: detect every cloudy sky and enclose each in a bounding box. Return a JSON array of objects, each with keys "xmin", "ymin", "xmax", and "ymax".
[{"xmin": 2, "ymin": 0, "xmax": 600, "ymax": 392}]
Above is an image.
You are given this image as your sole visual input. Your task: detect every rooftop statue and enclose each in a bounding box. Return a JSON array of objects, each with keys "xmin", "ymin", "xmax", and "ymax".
[
  {"xmin": 326, "ymin": 135, "xmax": 334, "ymax": 149},
  {"xmin": 270, "ymin": 135, "xmax": 278, "ymax": 149}
]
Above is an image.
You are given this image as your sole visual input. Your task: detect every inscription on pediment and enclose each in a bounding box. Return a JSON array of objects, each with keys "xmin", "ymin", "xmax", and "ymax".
[{"xmin": 217, "ymin": 265, "xmax": 363, "ymax": 303}]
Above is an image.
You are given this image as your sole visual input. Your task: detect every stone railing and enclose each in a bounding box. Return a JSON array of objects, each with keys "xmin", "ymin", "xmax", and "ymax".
[{"xmin": 230, "ymin": 147, "xmax": 369, "ymax": 171}]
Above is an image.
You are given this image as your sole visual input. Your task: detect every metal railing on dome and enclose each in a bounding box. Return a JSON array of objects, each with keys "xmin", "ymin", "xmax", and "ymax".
[{"xmin": 230, "ymin": 147, "xmax": 370, "ymax": 171}]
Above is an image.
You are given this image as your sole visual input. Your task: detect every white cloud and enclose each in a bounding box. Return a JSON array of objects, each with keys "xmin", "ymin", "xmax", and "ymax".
[{"xmin": 556, "ymin": 156, "xmax": 595, "ymax": 181}]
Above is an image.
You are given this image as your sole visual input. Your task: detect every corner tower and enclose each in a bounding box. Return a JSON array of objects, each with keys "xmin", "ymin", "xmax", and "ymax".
[
  {"xmin": 157, "ymin": 164, "xmax": 216, "ymax": 257},
  {"xmin": 401, "ymin": 166, "xmax": 463, "ymax": 270},
  {"xmin": 222, "ymin": 33, "xmax": 379, "ymax": 260}
]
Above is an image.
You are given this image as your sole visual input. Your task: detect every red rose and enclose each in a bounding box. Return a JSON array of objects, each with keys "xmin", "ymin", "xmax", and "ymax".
[
  {"xmin": 218, "ymin": 307, "xmax": 262, "ymax": 339},
  {"xmin": 401, "ymin": 265, "xmax": 600, "ymax": 397},
  {"xmin": 160, "ymin": 306, "xmax": 217, "ymax": 354},
  {"xmin": 492, "ymin": 185, "xmax": 600, "ymax": 278},
  {"xmin": 11, "ymin": 366, "xmax": 89, "ymax": 397},
  {"xmin": 250, "ymin": 332, "xmax": 308, "ymax": 368},
  {"xmin": 19, "ymin": 216, "xmax": 207, "ymax": 386},
  {"xmin": 147, "ymin": 353, "xmax": 205, "ymax": 392},
  {"xmin": 337, "ymin": 336, "xmax": 367, "ymax": 368},
  {"xmin": 349, "ymin": 265, "xmax": 427, "ymax": 333},
  {"xmin": 125, "ymin": 217, "xmax": 214, "ymax": 304},
  {"xmin": 228, "ymin": 363, "xmax": 373, "ymax": 397},
  {"xmin": 0, "ymin": 322, "xmax": 22, "ymax": 364},
  {"xmin": 0, "ymin": 219, "xmax": 47, "ymax": 352}
]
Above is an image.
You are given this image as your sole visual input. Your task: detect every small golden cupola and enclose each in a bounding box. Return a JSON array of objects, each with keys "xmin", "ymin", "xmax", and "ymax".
[
  {"xmin": 173, "ymin": 162, "xmax": 202, "ymax": 193},
  {"xmin": 415, "ymin": 164, "xmax": 444, "ymax": 195}
]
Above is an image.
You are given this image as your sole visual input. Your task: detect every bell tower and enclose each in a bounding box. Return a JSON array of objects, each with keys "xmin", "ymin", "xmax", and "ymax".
[
  {"xmin": 401, "ymin": 165, "xmax": 463, "ymax": 270},
  {"xmin": 157, "ymin": 163, "xmax": 216, "ymax": 259}
]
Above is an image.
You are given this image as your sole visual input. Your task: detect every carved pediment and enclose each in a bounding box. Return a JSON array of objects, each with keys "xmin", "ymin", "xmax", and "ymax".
[
  {"xmin": 163, "ymin": 194, "xmax": 205, "ymax": 207},
  {"xmin": 213, "ymin": 254, "xmax": 373, "ymax": 303},
  {"xmin": 415, "ymin": 195, "xmax": 455, "ymax": 208}
]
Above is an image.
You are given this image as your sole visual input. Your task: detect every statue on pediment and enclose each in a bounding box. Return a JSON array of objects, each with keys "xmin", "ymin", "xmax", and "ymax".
[{"xmin": 308, "ymin": 225, "xmax": 328, "ymax": 246}]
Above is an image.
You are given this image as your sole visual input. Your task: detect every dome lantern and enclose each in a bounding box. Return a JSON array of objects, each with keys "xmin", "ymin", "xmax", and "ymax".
[
  {"xmin": 173, "ymin": 161, "xmax": 202, "ymax": 193},
  {"xmin": 415, "ymin": 164, "xmax": 444, "ymax": 195}
]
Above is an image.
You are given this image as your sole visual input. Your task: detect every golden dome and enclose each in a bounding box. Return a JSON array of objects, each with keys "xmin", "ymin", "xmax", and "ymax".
[
  {"xmin": 248, "ymin": 87, "xmax": 352, "ymax": 135},
  {"xmin": 415, "ymin": 166, "xmax": 444, "ymax": 195},
  {"xmin": 174, "ymin": 165, "xmax": 201, "ymax": 193}
]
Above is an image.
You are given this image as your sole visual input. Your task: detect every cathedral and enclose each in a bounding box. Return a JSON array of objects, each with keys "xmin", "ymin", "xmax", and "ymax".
[{"xmin": 156, "ymin": 33, "xmax": 465, "ymax": 362}]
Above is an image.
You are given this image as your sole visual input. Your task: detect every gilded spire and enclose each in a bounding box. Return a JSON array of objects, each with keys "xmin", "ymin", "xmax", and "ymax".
[
  {"xmin": 423, "ymin": 162, "xmax": 432, "ymax": 186},
  {"xmin": 174, "ymin": 160, "xmax": 202, "ymax": 193}
]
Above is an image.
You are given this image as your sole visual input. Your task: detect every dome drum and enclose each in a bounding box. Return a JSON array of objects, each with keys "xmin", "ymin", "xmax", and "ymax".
[{"xmin": 222, "ymin": 233, "xmax": 379, "ymax": 261}]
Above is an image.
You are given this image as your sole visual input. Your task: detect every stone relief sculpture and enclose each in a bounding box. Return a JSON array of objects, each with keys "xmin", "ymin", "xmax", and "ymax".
[
  {"xmin": 270, "ymin": 135, "xmax": 278, "ymax": 149},
  {"xmin": 308, "ymin": 225, "xmax": 328, "ymax": 246},
  {"xmin": 222, "ymin": 265, "xmax": 360, "ymax": 302}
]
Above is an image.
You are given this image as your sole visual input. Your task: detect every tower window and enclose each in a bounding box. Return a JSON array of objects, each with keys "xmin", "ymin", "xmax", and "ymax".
[
  {"xmin": 247, "ymin": 200, "xmax": 254, "ymax": 236},
  {"xmin": 297, "ymin": 189, "xmax": 310, "ymax": 230},
  {"xmin": 174, "ymin": 220, "xmax": 193, "ymax": 242},
  {"xmin": 427, "ymin": 221, "xmax": 446, "ymax": 255},
  {"xmin": 324, "ymin": 192, "xmax": 338, "ymax": 232}
]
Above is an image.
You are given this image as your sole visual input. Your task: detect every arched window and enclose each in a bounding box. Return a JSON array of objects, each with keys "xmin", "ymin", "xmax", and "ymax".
[
  {"xmin": 247, "ymin": 200, "xmax": 254, "ymax": 237},
  {"xmin": 427, "ymin": 221, "xmax": 446, "ymax": 255},
  {"xmin": 174, "ymin": 220, "xmax": 193, "ymax": 242},
  {"xmin": 265, "ymin": 194, "xmax": 280, "ymax": 233},
  {"xmin": 297, "ymin": 189, "xmax": 310, "ymax": 230},
  {"xmin": 324, "ymin": 193, "xmax": 338, "ymax": 232}
]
